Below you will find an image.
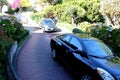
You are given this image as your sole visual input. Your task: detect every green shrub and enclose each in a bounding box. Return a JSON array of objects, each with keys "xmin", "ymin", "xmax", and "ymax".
[
  {"xmin": 5, "ymin": 7, "xmax": 15, "ymax": 15},
  {"xmin": 78, "ymin": 22, "xmax": 94, "ymax": 34},
  {"xmin": 13, "ymin": 29, "xmax": 29, "ymax": 42},
  {"xmin": 31, "ymin": 12, "xmax": 44, "ymax": 23},
  {"xmin": 79, "ymin": 22, "xmax": 120, "ymax": 57},
  {"xmin": 0, "ymin": 26, "xmax": 13, "ymax": 80},
  {"xmin": 72, "ymin": 28, "xmax": 85, "ymax": 34},
  {"xmin": 110, "ymin": 29, "xmax": 120, "ymax": 56},
  {"xmin": 91, "ymin": 25, "xmax": 112, "ymax": 41},
  {"xmin": 92, "ymin": 26, "xmax": 120, "ymax": 57},
  {"xmin": 0, "ymin": 15, "xmax": 29, "ymax": 79},
  {"xmin": 0, "ymin": 19, "xmax": 16, "ymax": 36}
]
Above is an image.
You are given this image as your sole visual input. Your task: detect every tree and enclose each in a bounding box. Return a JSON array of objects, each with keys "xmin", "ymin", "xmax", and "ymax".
[
  {"xmin": 20, "ymin": 0, "xmax": 31, "ymax": 8},
  {"xmin": 101, "ymin": 0, "xmax": 120, "ymax": 28},
  {"xmin": 81, "ymin": 0, "xmax": 104, "ymax": 23},
  {"xmin": 5, "ymin": 0, "xmax": 20, "ymax": 14},
  {"xmin": 64, "ymin": 0, "xmax": 104, "ymax": 23},
  {"xmin": 43, "ymin": 0, "xmax": 62, "ymax": 5},
  {"xmin": 65, "ymin": 5, "xmax": 86, "ymax": 26},
  {"xmin": 0, "ymin": 0, "xmax": 8, "ymax": 13},
  {"xmin": 34, "ymin": 0, "xmax": 45, "ymax": 6},
  {"xmin": 34, "ymin": 0, "xmax": 104, "ymax": 24}
]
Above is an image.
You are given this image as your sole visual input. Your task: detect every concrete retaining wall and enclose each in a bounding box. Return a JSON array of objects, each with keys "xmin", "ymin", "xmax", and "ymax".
[{"xmin": 7, "ymin": 41, "xmax": 19, "ymax": 80}]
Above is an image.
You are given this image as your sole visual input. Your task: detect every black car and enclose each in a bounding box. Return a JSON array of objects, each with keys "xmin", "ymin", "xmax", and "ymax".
[{"xmin": 50, "ymin": 33, "xmax": 120, "ymax": 80}]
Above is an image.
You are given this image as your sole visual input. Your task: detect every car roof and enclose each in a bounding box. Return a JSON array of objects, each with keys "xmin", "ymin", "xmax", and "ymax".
[
  {"xmin": 41, "ymin": 18, "xmax": 54, "ymax": 23},
  {"xmin": 63, "ymin": 33, "xmax": 100, "ymax": 41}
]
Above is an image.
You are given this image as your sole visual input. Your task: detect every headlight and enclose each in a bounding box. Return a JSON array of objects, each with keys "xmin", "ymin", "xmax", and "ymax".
[{"xmin": 97, "ymin": 68, "xmax": 115, "ymax": 80}]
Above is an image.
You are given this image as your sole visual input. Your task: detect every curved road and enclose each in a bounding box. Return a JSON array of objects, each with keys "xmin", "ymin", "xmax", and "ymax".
[{"xmin": 17, "ymin": 27, "xmax": 76, "ymax": 80}]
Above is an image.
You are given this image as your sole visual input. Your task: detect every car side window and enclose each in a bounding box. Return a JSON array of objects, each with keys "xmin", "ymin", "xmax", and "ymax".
[
  {"xmin": 61, "ymin": 35, "xmax": 71, "ymax": 43},
  {"xmin": 70, "ymin": 37, "xmax": 82, "ymax": 51}
]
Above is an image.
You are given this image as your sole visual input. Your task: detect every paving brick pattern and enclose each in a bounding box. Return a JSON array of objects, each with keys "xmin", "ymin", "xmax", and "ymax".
[{"xmin": 17, "ymin": 32, "xmax": 76, "ymax": 80}]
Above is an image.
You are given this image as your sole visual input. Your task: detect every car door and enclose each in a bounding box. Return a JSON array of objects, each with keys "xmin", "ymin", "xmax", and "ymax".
[
  {"xmin": 56, "ymin": 34, "xmax": 72, "ymax": 61},
  {"xmin": 68, "ymin": 38, "xmax": 96, "ymax": 75},
  {"xmin": 65, "ymin": 37, "xmax": 86, "ymax": 74}
]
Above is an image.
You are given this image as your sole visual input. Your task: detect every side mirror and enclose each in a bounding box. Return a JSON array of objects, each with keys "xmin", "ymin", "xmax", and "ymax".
[
  {"xmin": 74, "ymin": 49, "xmax": 87, "ymax": 57},
  {"xmin": 74, "ymin": 49, "xmax": 82, "ymax": 54}
]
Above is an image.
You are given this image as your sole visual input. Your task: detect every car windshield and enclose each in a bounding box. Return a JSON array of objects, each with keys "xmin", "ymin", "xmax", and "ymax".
[
  {"xmin": 83, "ymin": 40, "xmax": 113, "ymax": 58},
  {"xmin": 43, "ymin": 19, "xmax": 55, "ymax": 26}
]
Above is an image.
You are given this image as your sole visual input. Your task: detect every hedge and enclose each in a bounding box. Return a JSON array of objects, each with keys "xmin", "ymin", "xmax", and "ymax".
[
  {"xmin": 0, "ymin": 15, "xmax": 29, "ymax": 79},
  {"xmin": 78, "ymin": 22, "xmax": 120, "ymax": 57}
]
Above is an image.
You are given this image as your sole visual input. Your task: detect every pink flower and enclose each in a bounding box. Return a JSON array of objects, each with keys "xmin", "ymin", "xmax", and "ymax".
[
  {"xmin": 16, "ymin": 0, "xmax": 20, "ymax": 2},
  {"xmin": 11, "ymin": 0, "xmax": 20, "ymax": 9},
  {"xmin": 11, "ymin": 2, "xmax": 16, "ymax": 8},
  {"xmin": 17, "ymin": 3, "xmax": 21, "ymax": 8}
]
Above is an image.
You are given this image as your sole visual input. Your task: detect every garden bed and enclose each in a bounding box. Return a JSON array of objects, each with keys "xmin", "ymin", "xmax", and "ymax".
[{"xmin": 0, "ymin": 15, "xmax": 29, "ymax": 79}]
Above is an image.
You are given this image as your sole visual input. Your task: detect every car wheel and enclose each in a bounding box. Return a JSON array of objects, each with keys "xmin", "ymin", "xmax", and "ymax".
[
  {"xmin": 51, "ymin": 49, "xmax": 57, "ymax": 60},
  {"xmin": 39, "ymin": 27, "xmax": 42, "ymax": 29},
  {"xmin": 80, "ymin": 74, "xmax": 92, "ymax": 80}
]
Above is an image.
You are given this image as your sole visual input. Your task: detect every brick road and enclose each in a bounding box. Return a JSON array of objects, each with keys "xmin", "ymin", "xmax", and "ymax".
[{"xmin": 17, "ymin": 27, "xmax": 76, "ymax": 80}]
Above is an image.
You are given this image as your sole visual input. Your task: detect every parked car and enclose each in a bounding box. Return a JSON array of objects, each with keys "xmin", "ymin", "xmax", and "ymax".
[
  {"xmin": 50, "ymin": 33, "xmax": 120, "ymax": 80},
  {"xmin": 39, "ymin": 18, "xmax": 57, "ymax": 32}
]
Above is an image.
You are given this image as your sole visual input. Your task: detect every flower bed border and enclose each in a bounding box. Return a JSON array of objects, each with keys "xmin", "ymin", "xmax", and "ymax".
[{"xmin": 7, "ymin": 34, "xmax": 31, "ymax": 80}]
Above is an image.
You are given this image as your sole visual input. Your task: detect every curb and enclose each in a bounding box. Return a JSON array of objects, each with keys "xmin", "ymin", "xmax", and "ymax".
[{"xmin": 7, "ymin": 34, "xmax": 31, "ymax": 80}]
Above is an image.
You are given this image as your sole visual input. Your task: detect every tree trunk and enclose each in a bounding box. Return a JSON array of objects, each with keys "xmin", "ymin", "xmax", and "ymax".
[
  {"xmin": 105, "ymin": 13, "xmax": 120, "ymax": 28},
  {"xmin": 105, "ymin": 14, "xmax": 113, "ymax": 26},
  {"xmin": 72, "ymin": 17, "xmax": 76, "ymax": 27},
  {"xmin": 113, "ymin": 15, "xmax": 120, "ymax": 28},
  {"xmin": 0, "ymin": 6, "xmax": 2, "ymax": 13}
]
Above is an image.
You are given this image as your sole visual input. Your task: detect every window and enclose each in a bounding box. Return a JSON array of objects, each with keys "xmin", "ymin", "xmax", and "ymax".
[
  {"xmin": 70, "ymin": 37, "xmax": 82, "ymax": 50},
  {"xmin": 83, "ymin": 40, "xmax": 113, "ymax": 57},
  {"xmin": 61, "ymin": 34, "xmax": 71, "ymax": 43}
]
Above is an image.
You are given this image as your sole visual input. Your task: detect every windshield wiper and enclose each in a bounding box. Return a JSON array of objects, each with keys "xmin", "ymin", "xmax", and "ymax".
[
  {"xmin": 89, "ymin": 55, "xmax": 114, "ymax": 59},
  {"xmin": 89, "ymin": 55, "xmax": 100, "ymax": 58}
]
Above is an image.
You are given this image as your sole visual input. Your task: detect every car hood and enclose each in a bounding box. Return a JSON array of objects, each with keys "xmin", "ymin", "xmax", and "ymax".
[{"xmin": 91, "ymin": 56, "xmax": 120, "ymax": 77}]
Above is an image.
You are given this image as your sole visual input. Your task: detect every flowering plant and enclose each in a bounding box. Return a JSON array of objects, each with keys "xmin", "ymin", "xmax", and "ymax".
[
  {"xmin": 0, "ymin": 15, "xmax": 28, "ymax": 79},
  {"xmin": 11, "ymin": 0, "xmax": 20, "ymax": 9}
]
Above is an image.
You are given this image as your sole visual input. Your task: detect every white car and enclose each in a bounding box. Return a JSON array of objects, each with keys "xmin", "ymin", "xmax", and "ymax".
[{"xmin": 39, "ymin": 18, "xmax": 57, "ymax": 32}]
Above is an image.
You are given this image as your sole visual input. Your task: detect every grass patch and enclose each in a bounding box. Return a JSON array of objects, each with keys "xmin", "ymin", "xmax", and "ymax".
[{"xmin": 57, "ymin": 23, "xmax": 74, "ymax": 31}]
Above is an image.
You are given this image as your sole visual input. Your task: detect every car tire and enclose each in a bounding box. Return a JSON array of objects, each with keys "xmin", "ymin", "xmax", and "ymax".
[
  {"xmin": 80, "ymin": 73, "xmax": 93, "ymax": 80},
  {"xmin": 51, "ymin": 49, "xmax": 57, "ymax": 60},
  {"xmin": 39, "ymin": 27, "xmax": 42, "ymax": 29}
]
